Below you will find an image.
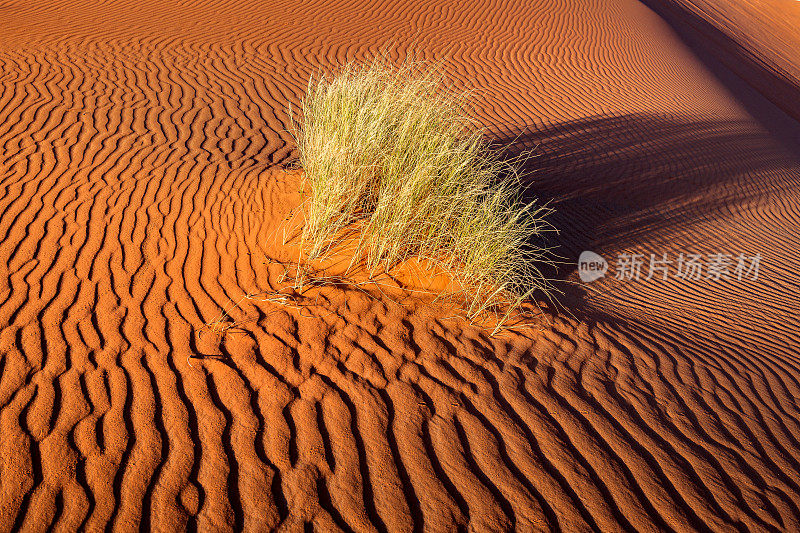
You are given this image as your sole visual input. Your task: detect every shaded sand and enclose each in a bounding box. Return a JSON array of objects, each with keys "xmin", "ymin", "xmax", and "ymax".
[
  {"xmin": 641, "ymin": 0, "xmax": 800, "ymax": 120},
  {"xmin": 1, "ymin": 0, "xmax": 800, "ymax": 530}
]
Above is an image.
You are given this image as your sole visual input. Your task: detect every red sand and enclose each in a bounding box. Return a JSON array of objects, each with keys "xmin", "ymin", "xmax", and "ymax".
[{"xmin": 1, "ymin": 0, "xmax": 800, "ymax": 530}]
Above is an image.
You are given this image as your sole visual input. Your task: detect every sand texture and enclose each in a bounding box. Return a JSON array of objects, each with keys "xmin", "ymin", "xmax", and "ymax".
[{"xmin": 1, "ymin": 0, "xmax": 800, "ymax": 531}]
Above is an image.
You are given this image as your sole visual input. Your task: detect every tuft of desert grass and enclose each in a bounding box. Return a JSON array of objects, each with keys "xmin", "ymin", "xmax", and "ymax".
[{"xmin": 290, "ymin": 58, "xmax": 555, "ymax": 328}]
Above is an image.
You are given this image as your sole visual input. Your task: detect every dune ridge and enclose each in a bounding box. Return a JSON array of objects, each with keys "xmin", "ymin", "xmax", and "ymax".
[
  {"xmin": 1, "ymin": 0, "xmax": 800, "ymax": 530},
  {"xmin": 640, "ymin": 0, "xmax": 800, "ymax": 122}
]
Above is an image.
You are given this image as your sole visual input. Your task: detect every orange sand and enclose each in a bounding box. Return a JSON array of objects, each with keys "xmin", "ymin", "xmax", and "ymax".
[{"xmin": 1, "ymin": 0, "xmax": 800, "ymax": 531}]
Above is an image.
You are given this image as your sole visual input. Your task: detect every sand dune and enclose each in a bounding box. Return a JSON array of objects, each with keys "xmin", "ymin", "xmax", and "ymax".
[
  {"xmin": 1, "ymin": 0, "xmax": 800, "ymax": 530},
  {"xmin": 641, "ymin": 0, "xmax": 800, "ymax": 121}
]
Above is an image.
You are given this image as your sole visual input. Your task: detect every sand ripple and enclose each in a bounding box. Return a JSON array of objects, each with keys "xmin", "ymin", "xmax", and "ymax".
[{"xmin": 1, "ymin": 0, "xmax": 800, "ymax": 530}]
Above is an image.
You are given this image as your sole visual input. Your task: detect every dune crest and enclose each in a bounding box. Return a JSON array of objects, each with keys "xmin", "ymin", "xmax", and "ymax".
[{"xmin": 641, "ymin": 0, "xmax": 800, "ymax": 121}]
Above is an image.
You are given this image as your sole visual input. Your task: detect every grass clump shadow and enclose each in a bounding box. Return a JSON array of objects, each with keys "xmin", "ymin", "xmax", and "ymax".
[{"xmin": 289, "ymin": 57, "xmax": 556, "ymax": 332}]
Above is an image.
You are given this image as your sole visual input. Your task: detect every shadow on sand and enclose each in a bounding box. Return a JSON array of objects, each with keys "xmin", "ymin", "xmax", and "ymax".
[{"xmin": 487, "ymin": 111, "xmax": 800, "ymax": 319}]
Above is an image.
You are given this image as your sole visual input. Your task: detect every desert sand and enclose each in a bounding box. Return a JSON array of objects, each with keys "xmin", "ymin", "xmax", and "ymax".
[{"xmin": 1, "ymin": 0, "xmax": 800, "ymax": 531}]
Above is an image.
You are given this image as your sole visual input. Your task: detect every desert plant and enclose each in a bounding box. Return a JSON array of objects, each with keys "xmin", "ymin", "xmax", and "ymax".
[{"xmin": 290, "ymin": 58, "xmax": 555, "ymax": 327}]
